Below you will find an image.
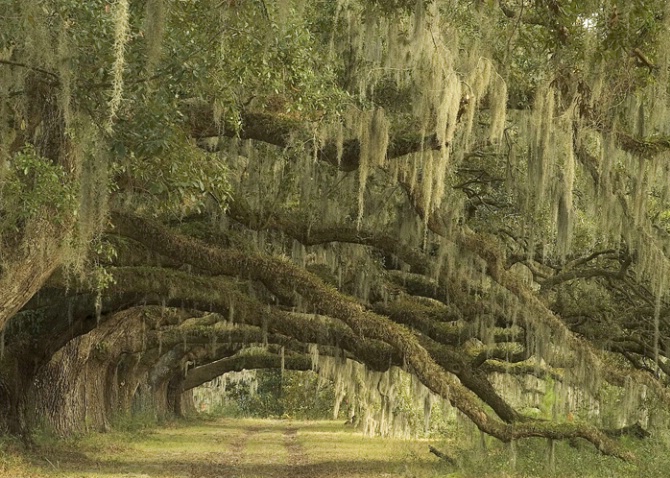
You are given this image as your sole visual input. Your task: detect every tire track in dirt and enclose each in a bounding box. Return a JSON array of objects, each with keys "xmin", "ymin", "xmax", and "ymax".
[
  {"xmin": 189, "ymin": 425, "xmax": 264, "ymax": 477},
  {"xmin": 283, "ymin": 426, "xmax": 310, "ymax": 477},
  {"xmin": 228, "ymin": 425, "xmax": 264, "ymax": 466}
]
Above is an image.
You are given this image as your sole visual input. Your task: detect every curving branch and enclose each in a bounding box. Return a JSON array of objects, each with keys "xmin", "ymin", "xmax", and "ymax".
[
  {"xmin": 108, "ymin": 212, "xmax": 632, "ymax": 459},
  {"xmin": 184, "ymin": 101, "xmax": 442, "ymax": 172},
  {"xmin": 182, "ymin": 352, "xmax": 312, "ymax": 391},
  {"xmin": 227, "ymin": 198, "xmax": 433, "ymax": 274}
]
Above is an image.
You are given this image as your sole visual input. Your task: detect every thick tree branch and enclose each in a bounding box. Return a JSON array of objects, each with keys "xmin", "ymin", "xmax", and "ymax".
[
  {"xmin": 228, "ymin": 199, "xmax": 433, "ymax": 274},
  {"xmin": 184, "ymin": 102, "xmax": 441, "ymax": 172},
  {"xmin": 182, "ymin": 353, "xmax": 312, "ymax": 391},
  {"xmin": 109, "ymin": 212, "xmax": 631, "ymax": 458}
]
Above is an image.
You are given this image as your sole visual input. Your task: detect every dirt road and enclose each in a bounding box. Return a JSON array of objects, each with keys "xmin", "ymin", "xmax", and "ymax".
[{"xmin": 12, "ymin": 419, "xmax": 442, "ymax": 478}]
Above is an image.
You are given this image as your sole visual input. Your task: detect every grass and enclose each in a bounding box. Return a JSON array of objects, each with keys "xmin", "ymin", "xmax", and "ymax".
[{"xmin": 0, "ymin": 418, "xmax": 669, "ymax": 477}]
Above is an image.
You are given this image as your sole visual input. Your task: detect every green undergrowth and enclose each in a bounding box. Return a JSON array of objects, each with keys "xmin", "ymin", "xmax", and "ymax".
[
  {"xmin": 0, "ymin": 436, "xmax": 33, "ymax": 478},
  {"xmin": 432, "ymin": 424, "xmax": 670, "ymax": 478},
  {"xmin": 108, "ymin": 409, "xmax": 181, "ymax": 433}
]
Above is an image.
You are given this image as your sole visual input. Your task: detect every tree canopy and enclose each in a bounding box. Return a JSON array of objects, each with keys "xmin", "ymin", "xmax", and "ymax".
[{"xmin": 3, "ymin": 0, "xmax": 670, "ymax": 461}]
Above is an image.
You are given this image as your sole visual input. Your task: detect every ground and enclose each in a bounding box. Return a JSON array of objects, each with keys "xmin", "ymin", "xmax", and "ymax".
[
  {"xmin": 0, "ymin": 419, "xmax": 444, "ymax": 478},
  {"xmin": 1, "ymin": 418, "xmax": 670, "ymax": 477}
]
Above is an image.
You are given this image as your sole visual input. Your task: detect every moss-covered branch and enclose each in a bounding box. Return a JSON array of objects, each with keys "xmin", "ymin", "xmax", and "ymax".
[
  {"xmin": 182, "ymin": 352, "xmax": 312, "ymax": 391},
  {"xmin": 109, "ymin": 213, "xmax": 632, "ymax": 459},
  {"xmin": 184, "ymin": 102, "xmax": 441, "ymax": 172},
  {"xmin": 101, "ymin": 266, "xmax": 399, "ymax": 372},
  {"xmin": 227, "ymin": 198, "xmax": 433, "ymax": 274}
]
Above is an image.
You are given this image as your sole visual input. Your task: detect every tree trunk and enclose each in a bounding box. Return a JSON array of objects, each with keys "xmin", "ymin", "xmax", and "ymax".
[
  {"xmin": 0, "ymin": 361, "xmax": 31, "ymax": 441},
  {"xmin": 166, "ymin": 374, "xmax": 186, "ymax": 417},
  {"xmin": 31, "ymin": 339, "xmax": 114, "ymax": 434}
]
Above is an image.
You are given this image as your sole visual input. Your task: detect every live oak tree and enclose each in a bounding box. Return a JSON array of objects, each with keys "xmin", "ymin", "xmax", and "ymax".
[{"xmin": 3, "ymin": 0, "xmax": 670, "ymax": 460}]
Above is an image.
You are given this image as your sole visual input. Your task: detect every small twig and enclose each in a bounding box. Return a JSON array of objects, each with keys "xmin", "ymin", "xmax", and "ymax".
[
  {"xmin": 631, "ymin": 48, "xmax": 657, "ymax": 71},
  {"xmin": 0, "ymin": 59, "xmax": 59, "ymax": 79},
  {"xmin": 43, "ymin": 457, "xmax": 58, "ymax": 470}
]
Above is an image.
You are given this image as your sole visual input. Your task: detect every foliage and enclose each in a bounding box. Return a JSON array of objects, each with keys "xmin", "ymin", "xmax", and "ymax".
[
  {"xmin": 111, "ymin": 113, "xmax": 231, "ymax": 216},
  {"xmin": 6, "ymin": 0, "xmax": 670, "ymax": 462},
  {"xmin": 0, "ymin": 145, "xmax": 76, "ymax": 234},
  {"xmin": 212, "ymin": 370, "xmax": 337, "ymax": 420}
]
